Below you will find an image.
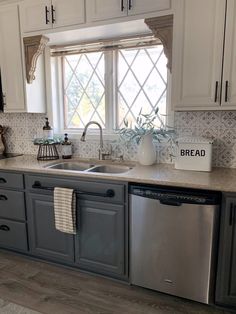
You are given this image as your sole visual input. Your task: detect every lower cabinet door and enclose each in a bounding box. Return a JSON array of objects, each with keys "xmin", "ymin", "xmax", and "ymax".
[
  {"xmin": 0, "ymin": 218, "xmax": 28, "ymax": 252},
  {"xmin": 27, "ymin": 193, "xmax": 74, "ymax": 264},
  {"xmin": 216, "ymin": 195, "xmax": 236, "ymax": 307},
  {"xmin": 75, "ymin": 200, "xmax": 125, "ymax": 278}
]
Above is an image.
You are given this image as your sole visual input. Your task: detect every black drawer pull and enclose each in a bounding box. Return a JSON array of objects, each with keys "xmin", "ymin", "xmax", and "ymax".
[
  {"xmin": 225, "ymin": 80, "xmax": 229, "ymax": 102},
  {"xmin": 128, "ymin": 0, "xmax": 132, "ymax": 10},
  {"xmin": 0, "ymin": 195, "xmax": 7, "ymax": 201},
  {"xmin": 45, "ymin": 6, "xmax": 50, "ymax": 24},
  {"xmin": 214, "ymin": 81, "xmax": 218, "ymax": 102},
  {"xmin": 0, "ymin": 178, "xmax": 6, "ymax": 184},
  {"xmin": 0, "ymin": 225, "xmax": 10, "ymax": 231},
  {"xmin": 51, "ymin": 5, "xmax": 56, "ymax": 23},
  {"xmin": 121, "ymin": 0, "xmax": 124, "ymax": 11},
  {"xmin": 32, "ymin": 181, "xmax": 115, "ymax": 198}
]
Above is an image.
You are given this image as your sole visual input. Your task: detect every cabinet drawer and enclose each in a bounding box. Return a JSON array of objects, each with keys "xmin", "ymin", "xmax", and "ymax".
[
  {"xmin": 0, "ymin": 219, "xmax": 28, "ymax": 252},
  {"xmin": 0, "ymin": 189, "xmax": 25, "ymax": 221},
  {"xmin": 25, "ymin": 175, "xmax": 125, "ymax": 204},
  {"xmin": 0, "ymin": 172, "xmax": 24, "ymax": 189}
]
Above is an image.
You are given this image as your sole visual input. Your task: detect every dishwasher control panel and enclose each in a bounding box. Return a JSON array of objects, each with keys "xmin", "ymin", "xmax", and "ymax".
[{"xmin": 129, "ymin": 185, "xmax": 221, "ymax": 205}]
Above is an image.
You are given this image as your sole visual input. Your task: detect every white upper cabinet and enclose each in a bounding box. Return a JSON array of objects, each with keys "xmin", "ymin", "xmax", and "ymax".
[
  {"xmin": 86, "ymin": 0, "xmax": 171, "ymax": 22},
  {"xmin": 221, "ymin": 0, "xmax": 236, "ymax": 108},
  {"xmin": 171, "ymin": 0, "xmax": 226, "ymax": 110},
  {"xmin": 0, "ymin": 5, "xmax": 25, "ymax": 112},
  {"xmin": 86, "ymin": 0, "xmax": 127, "ymax": 22},
  {"xmin": 128, "ymin": 0, "xmax": 171, "ymax": 16},
  {"xmin": 52, "ymin": 0, "xmax": 85, "ymax": 29},
  {"xmin": 20, "ymin": 0, "xmax": 85, "ymax": 33},
  {"xmin": 20, "ymin": 0, "xmax": 51, "ymax": 33},
  {"xmin": 172, "ymin": 0, "xmax": 236, "ymax": 111}
]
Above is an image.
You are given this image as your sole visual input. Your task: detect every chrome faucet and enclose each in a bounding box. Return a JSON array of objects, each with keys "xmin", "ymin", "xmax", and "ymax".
[{"xmin": 80, "ymin": 121, "xmax": 111, "ymax": 160}]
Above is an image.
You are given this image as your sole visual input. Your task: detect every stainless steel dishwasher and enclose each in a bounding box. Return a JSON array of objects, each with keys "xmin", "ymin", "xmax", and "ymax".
[{"xmin": 129, "ymin": 184, "xmax": 220, "ymax": 304}]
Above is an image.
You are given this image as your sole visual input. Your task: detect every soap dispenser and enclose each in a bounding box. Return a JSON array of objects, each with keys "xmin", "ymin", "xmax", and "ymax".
[
  {"xmin": 43, "ymin": 118, "xmax": 54, "ymax": 140},
  {"xmin": 62, "ymin": 133, "xmax": 72, "ymax": 159}
]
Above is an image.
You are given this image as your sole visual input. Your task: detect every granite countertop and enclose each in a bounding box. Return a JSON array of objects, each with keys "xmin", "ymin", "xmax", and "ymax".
[{"xmin": 0, "ymin": 154, "xmax": 235, "ymax": 193}]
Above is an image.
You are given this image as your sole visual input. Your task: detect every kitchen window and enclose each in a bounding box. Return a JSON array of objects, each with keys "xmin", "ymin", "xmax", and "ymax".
[{"xmin": 51, "ymin": 36, "xmax": 169, "ymax": 134}]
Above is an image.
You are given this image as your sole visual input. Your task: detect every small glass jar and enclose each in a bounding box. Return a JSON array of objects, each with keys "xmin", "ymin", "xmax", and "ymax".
[{"xmin": 61, "ymin": 133, "xmax": 72, "ymax": 159}]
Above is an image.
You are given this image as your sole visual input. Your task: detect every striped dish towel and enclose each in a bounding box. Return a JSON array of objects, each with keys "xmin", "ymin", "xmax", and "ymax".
[{"xmin": 54, "ymin": 187, "xmax": 77, "ymax": 234}]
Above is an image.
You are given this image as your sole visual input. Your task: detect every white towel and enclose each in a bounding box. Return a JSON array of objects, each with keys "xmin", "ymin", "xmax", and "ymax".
[{"xmin": 54, "ymin": 187, "xmax": 77, "ymax": 234}]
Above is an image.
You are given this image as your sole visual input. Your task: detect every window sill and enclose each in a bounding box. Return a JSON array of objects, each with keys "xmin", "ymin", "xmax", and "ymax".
[{"xmin": 59, "ymin": 131, "xmax": 119, "ymax": 141}]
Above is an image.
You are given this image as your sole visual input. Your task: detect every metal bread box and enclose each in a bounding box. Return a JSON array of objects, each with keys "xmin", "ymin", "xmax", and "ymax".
[{"xmin": 175, "ymin": 137, "xmax": 213, "ymax": 172}]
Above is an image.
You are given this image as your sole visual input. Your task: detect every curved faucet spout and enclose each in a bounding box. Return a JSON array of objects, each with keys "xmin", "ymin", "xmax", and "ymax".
[{"xmin": 80, "ymin": 121, "xmax": 104, "ymax": 150}]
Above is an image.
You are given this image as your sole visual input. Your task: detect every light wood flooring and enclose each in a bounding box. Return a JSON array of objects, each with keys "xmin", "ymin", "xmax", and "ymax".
[{"xmin": 0, "ymin": 250, "xmax": 234, "ymax": 314}]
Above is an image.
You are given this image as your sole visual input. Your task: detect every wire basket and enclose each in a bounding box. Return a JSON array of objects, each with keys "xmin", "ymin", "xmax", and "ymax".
[{"xmin": 36, "ymin": 143, "xmax": 59, "ymax": 161}]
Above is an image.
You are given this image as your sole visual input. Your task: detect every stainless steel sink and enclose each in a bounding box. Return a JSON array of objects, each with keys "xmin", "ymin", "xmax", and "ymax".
[
  {"xmin": 88, "ymin": 165, "xmax": 132, "ymax": 174},
  {"xmin": 46, "ymin": 161, "xmax": 133, "ymax": 174},
  {"xmin": 46, "ymin": 162, "xmax": 94, "ymax": 171}
]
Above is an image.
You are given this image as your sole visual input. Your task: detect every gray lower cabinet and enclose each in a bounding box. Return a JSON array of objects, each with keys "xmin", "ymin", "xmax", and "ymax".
[
  {"xmin": 216, "ymin": 194, "xmax": 236, "ymax": 307},
  {"xmin": 26, "ymin": 193, "xmax": 74, "ymax": 264},
  {"xmin": 0, "ymin": 172, "xmax": 28, "ymax": 253},
  {"xmin": 75, "ymin": 199, "xmax": 125, "ymax": 277}
]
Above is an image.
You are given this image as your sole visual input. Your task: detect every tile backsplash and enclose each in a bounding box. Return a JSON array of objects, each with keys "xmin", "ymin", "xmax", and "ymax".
[{"xmin": 1, "ymin": 111, "xmax": 236, "ymax": 168}]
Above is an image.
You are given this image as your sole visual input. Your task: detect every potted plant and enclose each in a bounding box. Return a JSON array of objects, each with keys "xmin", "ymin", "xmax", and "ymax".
[{"xmin": 118, "ymin": 108, "xmax": 175, "ymax": 165}]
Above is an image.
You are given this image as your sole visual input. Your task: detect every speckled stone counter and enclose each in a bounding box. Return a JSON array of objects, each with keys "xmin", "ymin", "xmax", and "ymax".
[{"xmin": 0, "ymin": 154, "xmax": 235, "ymax": 193}]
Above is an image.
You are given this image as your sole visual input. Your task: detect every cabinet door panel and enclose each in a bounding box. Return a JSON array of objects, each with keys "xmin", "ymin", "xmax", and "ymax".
[
  {"xmin": 128, "ymin": 0, "xmax": 171, "ymax": 16},
  {"xmin": 86, "ymin": 0, "xmax": 127, "ymax": 22},
  {"xmin": 20, "ymin": 0, "xmax": 51, "ymax": 33},
  {"xmin": 0, "ymin": 5, "xmax": 25, "ymax": 112},
  {"xmin": 221, "ymin": 0, "xmax": 236, "ymax": 107},
  {"xmin": 52, "ymin": 0, "xmax": 85, "ymax": 29},
  {"xmin": 75, "ymin": 200, "xmax": 125, "ymax": 277},
  {"xmin": 27, "ymin": 193, "xmax": 74, "ymax": 264},
  {"xmin": 216, "ymin": 195, "xmax": 236, "ymax": 306},
  {"xmin": 172, "ymin": 0, "xmax": 225, "ymax": 110}
]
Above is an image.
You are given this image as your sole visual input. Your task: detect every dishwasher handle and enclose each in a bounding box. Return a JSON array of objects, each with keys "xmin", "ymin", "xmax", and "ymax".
[{"xmin": 159, "ymin": 199, "xmax": 182, "ymax": 206}]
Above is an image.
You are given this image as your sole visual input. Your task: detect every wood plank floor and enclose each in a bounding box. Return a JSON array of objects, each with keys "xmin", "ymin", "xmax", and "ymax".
[{"xmin": 0, "ymin": 251, "xmax": 234, "ymax": 314}]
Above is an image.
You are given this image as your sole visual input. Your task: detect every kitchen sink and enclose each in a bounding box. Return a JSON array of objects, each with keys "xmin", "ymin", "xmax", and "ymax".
[
  {"xmin": 88, "ymin": 165, "xmax": 132, "ymax": 174},
  {"xmin": 46, "ymin": 162, "xmax": 133, "ymax": 174},
  {"xmin": 46, "ymin": 162, "xmax": 95, "ymax": 171}
]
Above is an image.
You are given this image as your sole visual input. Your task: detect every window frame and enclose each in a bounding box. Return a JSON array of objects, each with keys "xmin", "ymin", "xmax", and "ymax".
[{"xmin": 48, "ymin": 45, "xmax": 172, "ymax": 139}]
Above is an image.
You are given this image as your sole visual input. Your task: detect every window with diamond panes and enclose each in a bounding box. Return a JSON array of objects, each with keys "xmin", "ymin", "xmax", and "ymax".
[
  {"xmin": 117, "ymin": 46, "xmax": 167, "ymax": 128},
  {"xmin": 61, "ymin": 44, "xmax": 167, "ymax": 131},
  {"xmin": 63, "ymin": 52, "xmax": 105, "ymax": 129}
]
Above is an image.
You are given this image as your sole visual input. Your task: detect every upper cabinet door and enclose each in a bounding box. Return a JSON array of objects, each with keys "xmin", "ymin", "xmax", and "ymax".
[
  {"xmin": 20, "ymin": 0, "xmax": 51, "ymax": 33},
  {"xmin": 128, "ymin": 0, "xmax": 171, "ymax": 16},
  {"xmin": 0, "ymin": 5, "xmax": 25, "ymax": 112},
  {"xmin": 221, "ymin": 0, "xmax": 236, "ymax": 108},
  {"xmin": 86, "ymin": 0, "xmax": 127, "ymax": 22},
  {"xmin": 51, "ymin": 0, "xmax": 85, "ymax": 29},
  {"xmin": 172, "ymin": 0, "xmax": 226, "ymax": 110}
]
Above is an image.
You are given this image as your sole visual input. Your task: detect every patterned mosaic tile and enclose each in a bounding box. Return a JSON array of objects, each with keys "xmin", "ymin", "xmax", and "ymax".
[{"xmin": 1, "ymin": 111, "xmax": 236, "ymax": 168}]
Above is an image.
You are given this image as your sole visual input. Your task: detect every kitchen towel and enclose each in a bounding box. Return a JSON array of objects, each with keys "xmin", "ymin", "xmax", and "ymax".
[{"xmin": 54, "ymin": 187, "xmax": 77, "ymax": 234}]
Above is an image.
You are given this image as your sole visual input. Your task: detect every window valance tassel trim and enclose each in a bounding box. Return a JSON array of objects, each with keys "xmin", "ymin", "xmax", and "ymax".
[{"xmin": 145, "ymin": 15, "xmax": 173, "ymax": 72}]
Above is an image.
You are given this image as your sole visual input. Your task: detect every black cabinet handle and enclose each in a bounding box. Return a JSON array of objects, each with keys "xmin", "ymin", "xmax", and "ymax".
[
  {"xmin": 214, "ymin": 81, "xmax": 218, "ymax": 102},
  {"xmin": 45, "ymin": 6, "xmax": 50, "ymax": 24},
  {"xmin": 0, "ymin": 195, "xmax": 7, "ymax": 201},
  {"xmin": 32, "ymin": 181, "xmax": 115, "ymax": 198},
  {"xmin": 0, "ymin": 225, "xmax": 10, "ymax": 232},
  {"xmin": 225, "ymin": 81, "xmax": 229, "ymax": 102},
  {"xmin": 128, "ymin": 0, "xmax": 132, "ymax": 10},
  {"xmin": 0, "ymin": 178, "xmax": 6, "ymax": 184},
  {"xmin": 51, "ymin": 5, "xmax": 56, "ymax": 23},
  {"xmin": 121, "ymin": 0, "xmax": 124, "ymax": 11}
]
